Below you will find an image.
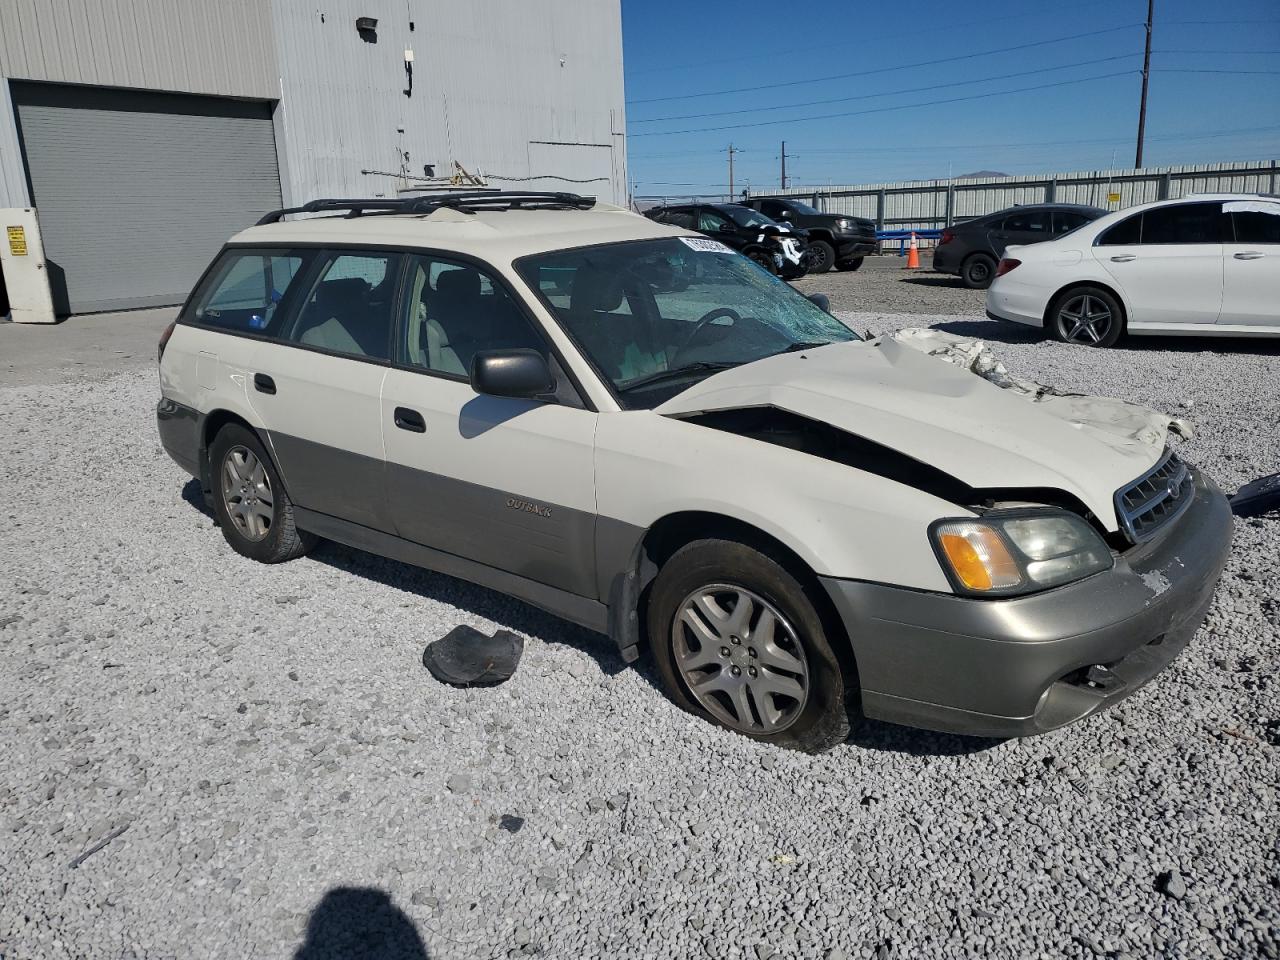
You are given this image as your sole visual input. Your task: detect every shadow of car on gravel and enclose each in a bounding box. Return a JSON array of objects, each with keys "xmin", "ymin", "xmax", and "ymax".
[
  {"xmin": 847, "ymin": 716, "xmax": 1004, "ymax": 757},
  {"xmin": 180, "ymin": 478, "xmax": 629, "ymax": 678},
  {"xmin": 294, "ymin": 886, "xmax": 430, "ymax": 960},
  {"xmin": 899, "ymin": 274, "xmax": 970, "ymax": 289}
]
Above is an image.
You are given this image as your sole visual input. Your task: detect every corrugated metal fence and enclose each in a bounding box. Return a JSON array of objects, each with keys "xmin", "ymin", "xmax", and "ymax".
[{"xmin": 746, "ymin": 159, "xmax": 1280, "ymax": 233}]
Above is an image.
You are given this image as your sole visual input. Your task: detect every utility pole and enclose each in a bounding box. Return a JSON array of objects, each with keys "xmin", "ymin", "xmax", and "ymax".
[
  {"xmin": 781, "ymin": 140, "xmax": 788, "ymax": 190},
  {"xmin": 1135, "ymin": 0, "xmax": 1154, "ymax": 168},
  {"xmin": 727, "ymin": 143, "xmax": 739, "ymax": 199}
]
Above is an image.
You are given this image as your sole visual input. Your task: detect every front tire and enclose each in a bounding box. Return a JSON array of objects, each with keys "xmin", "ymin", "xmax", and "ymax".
[
  {"xmin": 961, "ymin": 254, "xmax": 997, "ymax": 289},
  {"xmin": 1049, "ymin": 285, "xmax": 1124, "ymax": 347},
  {"xmin": 209, "ymin": 424, "xmax": 316, "ymax": 563},
  {"xmin": 648, "ymin": 539, "xmax": 852, "ymax": 753},
  {"xmin": 746, "ymin": 249, "xmax": 779, "ymax": 276},
  {"xmin": 835, "ymin": 256, "xmax": 864, "ymax": 272},
  {"xmin": 806, "ymin": 239, "xmax": 836, "ymax": 274}
]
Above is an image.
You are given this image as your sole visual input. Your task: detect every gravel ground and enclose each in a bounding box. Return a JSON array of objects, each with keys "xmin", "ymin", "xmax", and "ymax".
[
  {"xmin": 792, "ymin": 256, "xmax": 989, "ymax": 316},
  {"xmin": 2, "ymin": 309, "xmax": 1278, "ymax": 960}
]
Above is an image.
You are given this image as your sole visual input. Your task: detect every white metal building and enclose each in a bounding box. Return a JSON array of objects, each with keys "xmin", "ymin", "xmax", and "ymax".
[{"xmin": 0, "ymin": 0, "xmax": 627, "ymax": 315}]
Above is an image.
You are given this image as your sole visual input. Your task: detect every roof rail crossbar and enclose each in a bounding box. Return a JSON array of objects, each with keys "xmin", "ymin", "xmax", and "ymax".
[{"xmin": 256, "ymin": 191, "xmax": 596, "ymax": 225}]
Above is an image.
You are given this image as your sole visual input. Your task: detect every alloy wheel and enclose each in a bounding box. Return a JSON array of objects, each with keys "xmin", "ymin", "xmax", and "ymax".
[
  {"xmin": 1057, "ymin": 293, "xmax": 1114, "ymax": 345},
  {"xmin": 672, "ymin": 584, "xmax": 810, "ymax": 734},
  {"xmin": 221, "ymin": 445, "xmax": 274, "ymax": 541}
]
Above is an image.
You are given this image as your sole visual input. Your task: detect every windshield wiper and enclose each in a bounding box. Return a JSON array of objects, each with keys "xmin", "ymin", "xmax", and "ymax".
[
  {"xmin": 617, "ymin": 361, "xmax": 740, "ymax": 392},
  {"xmin": 780, "ymin": 340, "xmax": 833, "ymax": 353}
]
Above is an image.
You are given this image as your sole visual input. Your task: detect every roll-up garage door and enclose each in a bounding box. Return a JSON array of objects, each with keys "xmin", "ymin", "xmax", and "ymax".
[{"xmin": 11, "ymin": 82, "xmax": 283, "ymax": 314}]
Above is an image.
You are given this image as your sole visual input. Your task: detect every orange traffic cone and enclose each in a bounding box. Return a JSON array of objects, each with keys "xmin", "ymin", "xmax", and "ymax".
[{"xmin": 906, "ymin": 231, "xmax": 920, "ymax": 269}]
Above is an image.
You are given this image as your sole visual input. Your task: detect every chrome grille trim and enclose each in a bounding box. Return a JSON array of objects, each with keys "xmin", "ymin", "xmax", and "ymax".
[{"xmin": 1114, "ymin": 449, "xmax": 1194, "ymax": 544}]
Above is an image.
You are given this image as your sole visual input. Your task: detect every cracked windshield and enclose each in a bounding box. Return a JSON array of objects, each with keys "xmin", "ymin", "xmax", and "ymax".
[{"xmin": 518, "ymin": 238, "xmax": 859, "ymax": 407}]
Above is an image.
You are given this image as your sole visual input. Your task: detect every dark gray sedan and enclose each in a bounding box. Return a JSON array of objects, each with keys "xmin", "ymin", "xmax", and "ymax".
[{"xmin": 933, "ymin": 203, "xmax": 1106, "ymax": 288}]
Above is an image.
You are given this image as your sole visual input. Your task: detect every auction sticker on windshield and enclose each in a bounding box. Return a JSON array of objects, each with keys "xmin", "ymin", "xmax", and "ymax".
[{"xmin": 679, "ymin": 236, "xmax": 735, "ymax": 254}]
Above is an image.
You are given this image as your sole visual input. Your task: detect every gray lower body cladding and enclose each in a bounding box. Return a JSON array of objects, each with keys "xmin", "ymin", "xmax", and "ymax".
[
  {"xmin": 822, "ymin": 470, "xmax": 1233, "ymax": 737},
  {"xmin": 156, "ymin": 398, "xmax": 201, "ymax": 477}
]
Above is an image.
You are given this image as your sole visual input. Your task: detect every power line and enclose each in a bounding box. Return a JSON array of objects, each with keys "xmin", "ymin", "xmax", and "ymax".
[
  {"xmin": 1155, "ymin": 68, "xmax": 1280, "ymax": 75},
  {"xmin": 626, "ymin": 25, "xmax": 1140, "ymax": 105},
  {"xmin": 631, "ymin": 55, "xmax": 1139, "ymax": 125},
  {"xmin": 626, "ymin": 0, "xmax": 1124, "ymax": 77},
  {"xmin": 631, "ymin": 71, "xmax": 1135, "ymax": 138}
]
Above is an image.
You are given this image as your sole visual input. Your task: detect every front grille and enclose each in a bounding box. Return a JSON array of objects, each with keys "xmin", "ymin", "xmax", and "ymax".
[{"xmin": 1114, "ymin": 449, "xmax": 1193, "ymax": 543}]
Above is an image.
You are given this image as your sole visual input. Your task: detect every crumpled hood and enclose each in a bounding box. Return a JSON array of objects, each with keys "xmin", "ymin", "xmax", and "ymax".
[{"xmin": 657, "ymin": 337, "xmax": 1176, "ymax": 529}]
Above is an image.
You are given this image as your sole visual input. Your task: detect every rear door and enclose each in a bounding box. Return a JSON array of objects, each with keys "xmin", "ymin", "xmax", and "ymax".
[
  {"xmin": 248, "ymin": 249, "xmax": 403, "ymax": 532},
  {"xmin": 1219, "ymin": 200, "xmax": 1280, "ymax": 327},
  {"xmin": 380, "ymin": 254, "xmax": 600, "ymax": 597},
  {"xmin": 1095, "ymin": 202, "xmax": 1226, "ymax": 325}
]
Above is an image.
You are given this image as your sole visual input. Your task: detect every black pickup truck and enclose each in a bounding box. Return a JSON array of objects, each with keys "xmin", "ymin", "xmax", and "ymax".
[{"xmin": 741, "ymin": 197, "xmax": 877, "ymax": 273}]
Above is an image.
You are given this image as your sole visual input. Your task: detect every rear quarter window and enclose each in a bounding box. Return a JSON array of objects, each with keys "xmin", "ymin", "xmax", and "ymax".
[{"xmin": 190, "ymin": 250, "xmax": 308, "ymax": 333}]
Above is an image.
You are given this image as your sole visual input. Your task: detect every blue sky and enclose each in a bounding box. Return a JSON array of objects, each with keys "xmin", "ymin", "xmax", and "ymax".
[{"xmin": 621, "ymin": 0, "xmax": 1280, "ymax": 198}]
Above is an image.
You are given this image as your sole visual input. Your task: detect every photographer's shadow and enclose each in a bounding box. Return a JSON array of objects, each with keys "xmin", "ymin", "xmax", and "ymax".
[{"xmin": 294, "ymin": 887, "xmax": 429, "ymax": 960}]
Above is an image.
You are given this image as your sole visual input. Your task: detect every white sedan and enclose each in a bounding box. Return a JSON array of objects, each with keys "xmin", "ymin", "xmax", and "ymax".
[{"xmin": 986, "ymin": 193, "xmax": 1279, "ymax": 347}]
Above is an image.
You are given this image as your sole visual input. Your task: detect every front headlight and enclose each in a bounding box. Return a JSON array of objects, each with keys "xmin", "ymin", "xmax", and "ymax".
[
  {"xmin": 837, "ymin": 219, "xmax": 853, "ymax": 231},
  {"xmin": 930, "ymin": 510, "xmax": 1113, "ymax": 597}
]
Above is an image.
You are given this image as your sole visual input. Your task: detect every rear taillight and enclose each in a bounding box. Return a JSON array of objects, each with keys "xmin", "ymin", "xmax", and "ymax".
[
  {"xmin": 158, "ymin": 320, "xmax": 177, "ymax": 363},
  {"xmin": 939, "ymin": 229, "xmax": 954, "ymax": 245},
  {"xmin": 995, "ymin": 258, "xmax": 1022, "ymax": 278}
]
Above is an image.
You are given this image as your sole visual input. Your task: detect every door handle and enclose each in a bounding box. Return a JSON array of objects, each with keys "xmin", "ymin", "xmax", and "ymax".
[
  {"xmin": 1109, "ymin": 255, "xmax": 1136, "ymax": 262},
  {"xmin": 394, "ymin": 406, "xmax": 426, "ymax": 433},
  {"xmin": 253, "ymin": 373, "xmax": 276, "ymax": 394},
  {"xmin": 1234, "ymin": 251, "xmax": 1265, "ymax": 260}
]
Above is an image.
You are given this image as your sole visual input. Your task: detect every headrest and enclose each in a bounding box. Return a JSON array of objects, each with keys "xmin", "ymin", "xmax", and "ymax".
[
  {"xmin": 571, "ymin": 266, "xmax": 625, "ymax": 313},
  {"xmin": 437, "ymin": 269, "xmax": 481, "ymax": 299},
  {"xmin": 313, "ymin": 276, "xmax": 368, "ymax": 303}
]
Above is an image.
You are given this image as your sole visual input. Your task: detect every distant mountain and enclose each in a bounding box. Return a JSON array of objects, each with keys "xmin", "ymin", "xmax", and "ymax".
[{"xmin": 952, "ymin": 170, "xmax": 1010, "ymax": 180}]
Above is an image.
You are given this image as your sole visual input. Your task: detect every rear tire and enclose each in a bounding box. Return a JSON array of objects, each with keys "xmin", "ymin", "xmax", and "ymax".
[
  {"xmin": 209, "ymin": 424, "xmax": 316, "ymax": 563},
  {"xmin": 806, "ymin": 239, "xmax": 835, "ymax": 274},
  {"xmin": 961, "ymin": 254, "xmax": 997, "ymax": 289},
  {"xmin": 1048, "ymin": 285, "xmax": 1124, "ymax": 348},
  {"xmin": 648, "ymin": 539, "xmax": 852, "ymax": 754},
  {"xmin": 835, "ymin": 256, "xmax": 864, "ymax": 272}
]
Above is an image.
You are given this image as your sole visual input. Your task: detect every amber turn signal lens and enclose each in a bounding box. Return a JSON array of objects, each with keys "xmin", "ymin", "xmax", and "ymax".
[{"xmin": 937, "ymin": 525, "xmax": 1023, "ymax": 592}]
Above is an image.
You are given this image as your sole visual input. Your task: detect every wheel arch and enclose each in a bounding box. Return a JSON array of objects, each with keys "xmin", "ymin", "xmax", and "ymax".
[
  {"xmin": 1043, "ymin": 279, "xmax": 1130, "ymax": 333},
  {"xmin": 608, "ymin": 510, "xmax": 857, "ymax": 681},
  {"xmin": 198, "ymin": 409, "xmax": 275, "ymax": 504}
]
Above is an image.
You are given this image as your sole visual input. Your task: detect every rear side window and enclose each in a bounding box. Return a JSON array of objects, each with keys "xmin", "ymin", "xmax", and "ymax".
[
  {"xmin": 1098, "ymin": 214, "xmax": 1142, "ymax": 246},
  {"xmin": 1053, "ymin": 211, "xmax": 1094, "ymax": 235},
  {"xmin": 192, "ymin": 251, "xmax": 306, "ymax": 332},
  {"xmin": 282, "ymin": 252, "xmax": 403, "ymax": 361},
  {"xmin": 1002, "ymin": 210, "xmax": 1049, "ymax": 233},
  {"xmin": 1230, "ymin": 206, "xmax": 1280, "ymax": 244},
  {"xmin": 663, "ymin": 210, "xmax": 696, "ymax": 229},
  {"xmin": 1140, "ymin": 203, "xmax": 1224, "ymax": 244}
]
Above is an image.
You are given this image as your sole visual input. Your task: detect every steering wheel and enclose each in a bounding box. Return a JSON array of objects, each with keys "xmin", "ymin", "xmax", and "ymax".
[{"xmin": 676, "ymin": 306, "xmax": 742, "ymax": 359}]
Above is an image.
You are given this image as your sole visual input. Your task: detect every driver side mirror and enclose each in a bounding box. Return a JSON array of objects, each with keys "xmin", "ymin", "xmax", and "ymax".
[
  {"xmin": 470, "ymin": 349, "xmax": 554, "ymax": 400},
  {"xmin": 806, "ymin": 293, "xmax": 831, "ymax": 313}
]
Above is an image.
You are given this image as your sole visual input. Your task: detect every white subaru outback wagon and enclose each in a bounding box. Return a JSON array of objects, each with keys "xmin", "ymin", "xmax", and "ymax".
[{"xmin": 157, "ymin": 192, "xmax": 1232, "ymax": 753}]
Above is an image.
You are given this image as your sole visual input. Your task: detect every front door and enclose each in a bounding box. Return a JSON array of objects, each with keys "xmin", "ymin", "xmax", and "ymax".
[
  {"xmin": 1094, "ymin": 202, "xmax": 1225, "ymax": 325},
  {"xmin": 249, "ymin": 249, "xmax": 402, "ymax": 532},
  {"xmin": 1220, "ymin": 201, "xmax": 1280, "ymax": 327},
  {"xmin": 380, "ymin": 254, "xmax": 600, "ymax": 597}
]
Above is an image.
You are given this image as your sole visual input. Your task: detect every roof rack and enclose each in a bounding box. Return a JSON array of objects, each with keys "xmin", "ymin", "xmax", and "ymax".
[{"xmin": 256, "ymin": 191, "xmax": 596, "ymax": 225}]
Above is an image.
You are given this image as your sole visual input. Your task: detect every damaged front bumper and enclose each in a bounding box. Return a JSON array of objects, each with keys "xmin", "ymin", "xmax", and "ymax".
[{"xmin": 821, "ymin": 469, "xmax": 1233, "ymax": 738}]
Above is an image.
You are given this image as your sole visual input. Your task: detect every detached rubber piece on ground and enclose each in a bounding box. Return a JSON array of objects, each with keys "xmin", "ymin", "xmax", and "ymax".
[
  {"xmin": 1230, "ymin": 472, "xmax": 1280, "ymax": 517},
  {"xmin": 423, "ymin": 626, "xmax": 524, "ymax": 687}
]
